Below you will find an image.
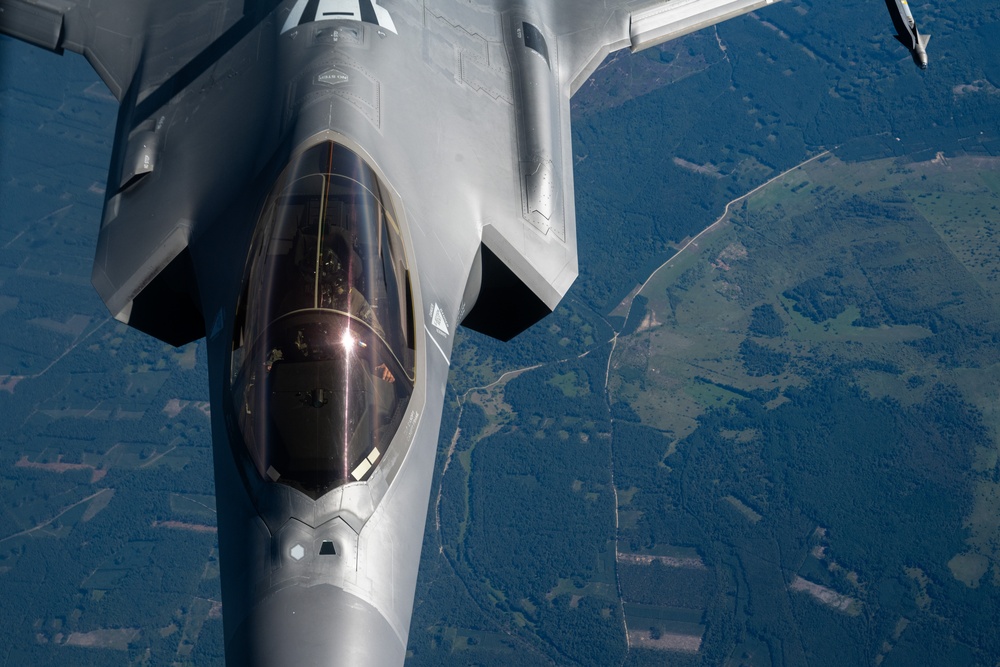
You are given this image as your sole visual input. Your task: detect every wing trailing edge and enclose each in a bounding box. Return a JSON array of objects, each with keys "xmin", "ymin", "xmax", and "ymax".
[
  {"xmin": 0, "ymin": 0, "xmax": 140, "ymax": 99},
  {"xmin": 629, "ymin": 0, "xmax": 779, "ymax": 52},
  {"xmin": 0, "ymin": 0, "xmax": 70, "ymax": 51}
]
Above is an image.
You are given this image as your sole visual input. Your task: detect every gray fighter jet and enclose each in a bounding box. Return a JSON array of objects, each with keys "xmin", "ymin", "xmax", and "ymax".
[
  {"xmin": 1, "ymin": 0, "xmax": 779, "ymax": 663},
  {"xmin": 884, "ymin": 0, "xmax": 929, "ymax": 68}
]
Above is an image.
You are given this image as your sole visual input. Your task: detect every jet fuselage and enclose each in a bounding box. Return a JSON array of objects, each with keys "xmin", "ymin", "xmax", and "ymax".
[
  {"xmin": 0, "ymin": 0, "xmax": 787, "ymax": 663},
  {"xmin": 191, "ymin": 12, "xmax": 461, "ymax": 665}
]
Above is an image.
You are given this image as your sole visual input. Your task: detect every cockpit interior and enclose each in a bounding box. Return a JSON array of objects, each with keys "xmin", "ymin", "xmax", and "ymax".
[{"xmin": 230, "ymin": 141, "xmax": 415, "ymax": 499}]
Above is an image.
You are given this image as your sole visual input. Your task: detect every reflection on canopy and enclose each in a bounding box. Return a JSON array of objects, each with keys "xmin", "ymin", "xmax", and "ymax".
[{"xmin": 230, "ymin": 141, "xmax": 415, "ymax": 499}]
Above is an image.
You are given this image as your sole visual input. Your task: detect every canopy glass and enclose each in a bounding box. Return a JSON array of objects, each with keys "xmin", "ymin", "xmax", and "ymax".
[{"xmin": 231, "ymin": 141, "xmax": 414, "ymax": 499}]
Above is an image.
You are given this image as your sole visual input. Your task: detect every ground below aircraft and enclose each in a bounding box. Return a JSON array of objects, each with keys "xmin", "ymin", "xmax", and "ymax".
[{"xmin": 1, "ymin": 0, "xmax": 782, "ymax": 663}]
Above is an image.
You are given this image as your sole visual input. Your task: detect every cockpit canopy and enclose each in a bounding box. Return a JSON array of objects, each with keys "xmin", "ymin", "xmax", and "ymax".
[{"xmin": 230, "ymin": 141, "xmax": 415, "ymax": 499}]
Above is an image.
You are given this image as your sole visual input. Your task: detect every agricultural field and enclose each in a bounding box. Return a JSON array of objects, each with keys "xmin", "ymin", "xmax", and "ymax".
[
  {"xmin": 409, "ymin": 154, "xmax": 1000, "ymax": 665},
  {"xmin": 4, "ymin": 0, "xmax": 1000, "ymax": 664}
]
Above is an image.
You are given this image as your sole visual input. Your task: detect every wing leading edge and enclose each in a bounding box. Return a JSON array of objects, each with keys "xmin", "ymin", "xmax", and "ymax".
[
  {"xmin": 629, "ymin": 0, "xmax": 778, "ymax": 51},
  {"xmin": 546, "ymin": 0, "xmax": 780, "ymax": 95}
]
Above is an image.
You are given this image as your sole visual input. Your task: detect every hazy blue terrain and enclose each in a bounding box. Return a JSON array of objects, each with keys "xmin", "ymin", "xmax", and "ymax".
[{"xmin": 2, "ymin": 0, "xmax": 1000, "ymax": 664}]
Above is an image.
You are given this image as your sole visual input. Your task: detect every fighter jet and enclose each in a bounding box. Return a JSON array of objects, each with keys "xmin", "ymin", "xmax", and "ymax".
[
  {"xmin": 884, "ymin": 0, "xmax": 930, "ymax": 68},
  {"xmin": 1, "ymin": 0, "xmax": 779, "ymax": 663}
]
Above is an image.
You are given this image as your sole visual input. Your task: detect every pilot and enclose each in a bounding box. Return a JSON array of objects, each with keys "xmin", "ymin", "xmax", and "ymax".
[
  {"xmin": 294, "ymin": 329, "xmax": 310, "ymax": 357},
  {"xmin": 317, "ymin": 228, "xmax": 385, "ymax": 337},
  {"xmin": 265, "ymin": 347, "xmax": 284, "ymax": 371},
  {"xmin": 371, "ymin": 361, "xmax": 397, "ymax": 423},
  {"xmin": 375, "ymin": 363, "xmax": 395, "ymax": 384}
]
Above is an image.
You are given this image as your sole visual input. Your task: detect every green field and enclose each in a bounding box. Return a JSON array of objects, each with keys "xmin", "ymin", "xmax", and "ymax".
[{"xmin": 5, "ymin": 0, "xmax": 1000, "ymax": 664}]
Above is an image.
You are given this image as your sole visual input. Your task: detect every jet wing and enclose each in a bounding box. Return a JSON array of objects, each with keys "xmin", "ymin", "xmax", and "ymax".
[
  {"xmin": 1, "ymin": 0, "xmax": 137, "ymax": 99},
  {"xmin": 2, "ymin": 0, "xmax": 782, "ymax": 349},
  {"xmin": 1, "ymin": 0, "xmax": 284, "ymax": 345},
  {"xmin": 395, "ymin": 0, "xmax": 782, "ymax": 343},
  {"xmin": 0, "ymin": 0, "xmax": 263, "ymax": 100},
  {"xmin": 546, "ymin": 0, "xmax": 780, "ymax": 95}
]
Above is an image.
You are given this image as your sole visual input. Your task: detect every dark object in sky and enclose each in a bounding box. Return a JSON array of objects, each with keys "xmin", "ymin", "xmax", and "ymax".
[
  {"xmin": 884, "ymin": 0, "xmax": 930, "ymax": 68},
  {"xmin": 0, "ymin": 0, "xmax": 781, "ymax": 663}
]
